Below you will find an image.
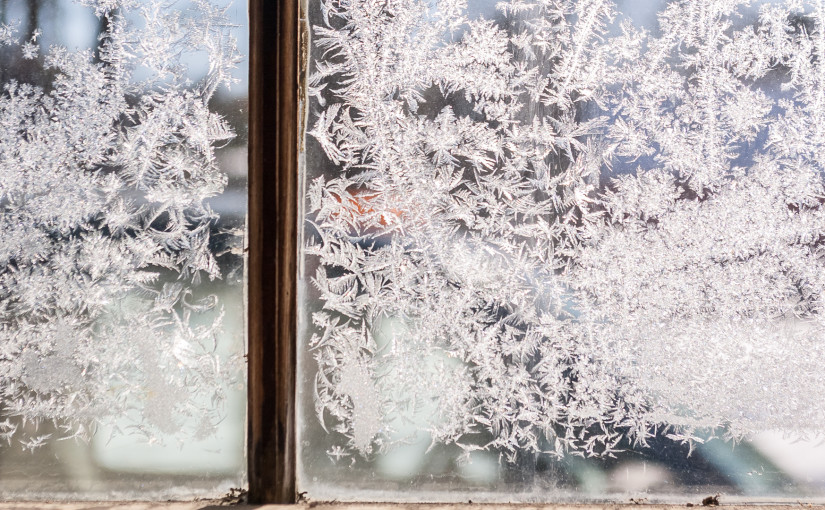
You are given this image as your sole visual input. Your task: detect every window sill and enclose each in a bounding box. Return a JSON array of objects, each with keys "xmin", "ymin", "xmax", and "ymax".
[{"xmin": 0, "ymin": 504, "xmax": 823, "ymax": 510}]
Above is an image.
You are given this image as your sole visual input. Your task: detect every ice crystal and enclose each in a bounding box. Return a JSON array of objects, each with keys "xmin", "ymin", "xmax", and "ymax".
[
  {"xmin": 306, "ymin": 0, "xmax": 825, "ymax": 460},
  {"xmin": 0, "ymin": 1, "xmax": 241, "ymax": 445}
]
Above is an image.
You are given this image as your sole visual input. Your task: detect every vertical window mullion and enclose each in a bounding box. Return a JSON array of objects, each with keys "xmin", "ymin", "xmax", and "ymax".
[{"xmin": 248, "ymin": 0, "xmax": 299, "ymax": 503}]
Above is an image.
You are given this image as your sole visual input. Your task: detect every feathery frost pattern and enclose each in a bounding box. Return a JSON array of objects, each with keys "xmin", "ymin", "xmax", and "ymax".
[
  {"xmin": 0, "ymin": 1, "xmax": 241, "ymax": 446},
  {"xmin": 307, "ymin": 0, "xmax": 825, "ymax": 460}
]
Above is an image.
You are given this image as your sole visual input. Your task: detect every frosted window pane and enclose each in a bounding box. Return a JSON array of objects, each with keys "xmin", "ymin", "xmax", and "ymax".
[
  {"xmin": 0, "ymin": 0, "xmax": 247, "ymax": 499},
  {"xmin": 299, "ymin": 0, "xmax": 825, "ymax": 502}
]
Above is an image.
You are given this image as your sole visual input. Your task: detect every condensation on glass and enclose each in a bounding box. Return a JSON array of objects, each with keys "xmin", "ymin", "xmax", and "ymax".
[
  {"xmin": 298, "ymin": 0, "xmax": 825, "ymax": 503},
  {"xmin": 0, "ymin": 0, "xmax": 247, "ymax": 500}
]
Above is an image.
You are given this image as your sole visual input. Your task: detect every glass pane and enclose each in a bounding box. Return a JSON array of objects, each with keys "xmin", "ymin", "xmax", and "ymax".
[
  {"xmin": 299, "ymin": 0, "xmax": 825, "ymax": 502},
  {"xmin": 0, "ymin": 0, "xmax": 247, "ymax": 499}
]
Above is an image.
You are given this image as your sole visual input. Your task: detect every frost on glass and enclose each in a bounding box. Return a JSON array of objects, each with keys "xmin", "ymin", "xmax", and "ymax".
[
  {"xmin": 301, "ymin": 0, "xmax": 825, "ymax": 500},
  {"xmin": 0, "ymin": 0, "xmax": 245, "ymax": 496}
]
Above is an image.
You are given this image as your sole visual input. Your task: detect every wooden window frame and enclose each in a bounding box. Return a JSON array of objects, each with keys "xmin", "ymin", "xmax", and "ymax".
[{"xmin": 247, "ymin": 0, "xmax": 300, "ymax": 504}]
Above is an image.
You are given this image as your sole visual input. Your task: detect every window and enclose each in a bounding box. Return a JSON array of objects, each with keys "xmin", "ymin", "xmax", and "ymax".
[
  {"xmin": 5, "ymin": 0, "xmax": 825, "ymax": 505},
  {"xmin": 295, "ymin": 0, "xmax": 825, "ymax": 503},
  {"xmin": 0, "ymin": 0, "xmax": 248, "ymax": 500}
]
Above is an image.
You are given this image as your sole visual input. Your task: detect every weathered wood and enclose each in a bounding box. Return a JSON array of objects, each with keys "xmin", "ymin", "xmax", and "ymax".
[{"xmin": 247, "ymin": 0, "xmax": 299, "ymax": 503}]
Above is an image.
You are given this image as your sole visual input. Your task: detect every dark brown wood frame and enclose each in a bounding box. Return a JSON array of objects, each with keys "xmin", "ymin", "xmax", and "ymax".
[{"xmin": 248, "ymin": 0, "xmax": 300, "ymax": 503}]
